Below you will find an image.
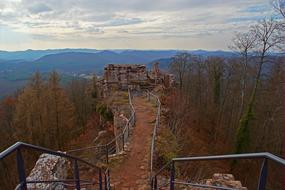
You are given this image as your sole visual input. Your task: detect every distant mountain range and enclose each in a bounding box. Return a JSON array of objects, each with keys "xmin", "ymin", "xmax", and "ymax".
[
  {"xmin": 0, "ymin": 49, "xmax": 100, "ymax": 61},
  {"xmin": 0, "ymin": 48, "xmax": 282, "ymax": 98},
  {"xmin": 0, "ymin": 49, "xmax": 236, "ymax": 75},
  {"xmin": 0, "ymin": 49, "xmax": 237, "ymax": 73},
  {"xmin": 0, "ymin": 49, "xmax": 236, "ymax": 61}
]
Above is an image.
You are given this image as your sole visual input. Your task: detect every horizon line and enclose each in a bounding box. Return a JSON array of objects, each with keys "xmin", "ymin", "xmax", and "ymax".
[{"xmin": 0, "ymin": 48, "xmax": 233, "ymax": 52}]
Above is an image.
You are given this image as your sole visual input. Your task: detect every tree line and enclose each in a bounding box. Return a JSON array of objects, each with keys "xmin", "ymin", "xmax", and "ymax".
[
  {"xmin": 164, "ymin": 3, "xmax": 284, "ymax": 189},
  {"xmin": 0, "ymin": 71, "xmax": 114, "ymax": 189}
]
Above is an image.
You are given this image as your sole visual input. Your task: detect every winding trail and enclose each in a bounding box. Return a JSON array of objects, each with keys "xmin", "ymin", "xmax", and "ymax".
[{"xmin": 111, "ymin": 96, "xmax": 156, "ymax": 190}]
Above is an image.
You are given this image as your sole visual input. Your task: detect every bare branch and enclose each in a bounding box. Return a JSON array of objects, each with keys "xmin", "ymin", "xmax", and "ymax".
[{"xmin": 272, "ymin": 0, "xmax": 285, "ymax": 18}]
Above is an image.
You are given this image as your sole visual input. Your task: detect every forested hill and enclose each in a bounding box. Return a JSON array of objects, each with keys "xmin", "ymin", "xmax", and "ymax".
[
  {"xmin": 0, "ymin": 49, "xmax": 237, "ymax": 74},
  {"xmin": 0, "ymin": 49, "xmax": 236, "ymax": 61},
  {"xmin": 0, "ymin": 49, "xmax": 238, "ymax": 97}
]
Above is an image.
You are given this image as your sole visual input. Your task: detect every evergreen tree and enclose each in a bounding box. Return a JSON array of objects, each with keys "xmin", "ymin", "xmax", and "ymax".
[
  {"xmin": 14, "ymin": 72, "xmax": 45, "ymax": 145},
  {"xmin": 47, "ymin": 71, "xmax": 75, "ymax": 149}
]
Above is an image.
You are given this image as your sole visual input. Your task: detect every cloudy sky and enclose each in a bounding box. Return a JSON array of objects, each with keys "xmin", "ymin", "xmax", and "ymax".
[{"xmin": 0, "ymin": 0, "xmax": 274, "ymax": 51}]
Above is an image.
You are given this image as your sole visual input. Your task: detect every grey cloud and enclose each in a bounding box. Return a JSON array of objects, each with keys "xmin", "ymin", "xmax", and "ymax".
[
  {"xmin": 23, "ymin": 21, "xmax": 52, "ymax": 28},
  {"xmin": 106, "ymin": 17, "xmax": 143, "ymax": 27},
  {"xmin": 226, "ymin": 15, "xmax": 265, "ymax": 23},
  {"xmin": 14, "ymin": 0, "xmax": 228, "ymax": 14},
  {"xmin": 31, "ymin": 33, "xmax": 58, "ymax": 40},
  {"xmin": 27, "ymin": 3, "xmax": 52, "ymax": 14},
  {"xmin": 64, "ymin": 21, "xmax": 104, "ymax": 33},
  {"xmin": 0, "ymin": 11, "xmax": 14, "ymax": 20},
  {"xmin": 85, "ymin": 26, "xmax": 104, "ymax": 34},
  {"xmin": 81, "ymin": 13, "xmax": 114, "ymax": 22},
  {"xmin": 48, "ymin": 0, "xmax": 265, "ymax": 12},
  {"xmin": 0, "ymin": 0, "xmax": 273, "ymax": 50}
]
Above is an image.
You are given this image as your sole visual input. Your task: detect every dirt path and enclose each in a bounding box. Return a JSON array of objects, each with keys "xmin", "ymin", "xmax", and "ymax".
[{"xmin": 111, "ymin": 96, "xmax": 156, "ymax": 190}]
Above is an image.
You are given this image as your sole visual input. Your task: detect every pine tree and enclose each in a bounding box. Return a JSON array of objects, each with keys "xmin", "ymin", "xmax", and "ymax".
[
  {"xmin": 14, "ymin": 72, "xmax": 45, "ymax": 145},
  {"xmin": 46, "ymin": 71, "xmax": 75, "ymax": 150}
]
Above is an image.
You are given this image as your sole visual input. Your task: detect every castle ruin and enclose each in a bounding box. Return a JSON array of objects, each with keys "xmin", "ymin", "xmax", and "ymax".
[{"xmin": 102, "ymin": 63, "xmax": 174, "ymax": 92}]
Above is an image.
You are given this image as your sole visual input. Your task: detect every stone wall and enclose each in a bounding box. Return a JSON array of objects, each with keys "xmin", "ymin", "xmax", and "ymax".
[
  {"xmin": 102, "ymin": 63, "xmax": 175, "ymax": 93},
  {"xmin": 103, "ymin": 64, "xmax": 148, "ymax": 90},
  {"xmin": 25, "ymin": 153, "xmax": 70, "ymax": 190},
  {"xmin": 149, "ymin": 62, "xmax": 175, "ymax": 88}
]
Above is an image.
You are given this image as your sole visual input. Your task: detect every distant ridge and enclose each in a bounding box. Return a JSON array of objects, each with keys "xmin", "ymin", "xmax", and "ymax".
[
  {"xmin": 0, "ymin": 49, "xmax": 99, "ymax": 61},
  {"xmin": 0, "ymin": 49, "xmax": 282, "ymax": 98},
  {"xmin": 189, "ymin": 49, "xmax": 237, "ymax": 57},
  {"xmin": 0, "ymin": 49, "xmax": 237, "ymax": 61},
  {"xmin": 0, "ymin": 49, "xmax": 240, "ymax": 76}
]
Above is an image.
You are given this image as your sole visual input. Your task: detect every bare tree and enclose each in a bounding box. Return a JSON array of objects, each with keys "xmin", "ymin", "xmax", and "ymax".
[
  {"xmin": 170, "ymin": 53, "xmax": 191, "ymax": 90},
  {"xmin": 272, "ymin": 0, "xmax": 285, "ymax": 18},
  {"xmin": 231, "ymin": 31, "xmax": 256, "ymax": 120},
  {"xmin": 235, "ymin": 18, "xmax": 282, "ymax": 153},
  {"xmin": 253, "ymin": 18, "xmax": 282, "ymax": 71},
  {"xmin": 272, "ymin": 0, "xmax": 285, "ymax": 52}
]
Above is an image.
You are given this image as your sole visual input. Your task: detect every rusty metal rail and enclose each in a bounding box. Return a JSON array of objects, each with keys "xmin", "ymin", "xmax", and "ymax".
[
  {"xmin": 0, "ymin": 142, "xmax": 106, "ymax": 190},
  {"xmin": 67, "ymin": 88, "xmax": 136, "ymax": 163},
  {"xmin": 151, "ymin": 149, "xmax": 285, "ymax": 190},
  {"xmin": 0, "ymin": 89, "xmax": 136, "ymax": 190},
  {"xmin": 146, "ymin": 90, "xmax": 161, "ymax": 179},
  {"xmin": 146, "ymin": 92, "xmax": 285, "ymax": 190}
]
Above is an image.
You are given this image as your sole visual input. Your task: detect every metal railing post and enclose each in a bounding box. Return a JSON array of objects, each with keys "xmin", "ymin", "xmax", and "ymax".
[
  {"xmin": 73, "ymin": 160, "xmax": 80, "ymax": 190},
  {"xmin": 16, "ymin": 148, "xmax": 27, "ymax": 190},
  {"xmin": 104, "ymin": 172, "xmax": 107, "ymax": 190},
  {"xmin": 170, "ymin": 160, "xmax": 175, "ymax": 190},
  {"xmin": 257, "ymin": 158, "xmax": 268, "ymax": 190},
  {"xmin": 154, "ymin": 176, "xmax": 158, "ymax": 190},
  {"xmin": 107, "ymin": 169, "xmax": 110, "ymax": 190},
  {"xmin": 99, "ymin": 168, "xmax": 103, "ymax": 190},
  {"xmin": 105, "ymin": 146, "xmax": 109, "ymax": 164},
  {"xmin": 122, "ymin": 134, "xmax": 125, "ymax": 151},
  {"xmin": 127, "ymin": 122, "xmax": 130, "ymax": 137}
]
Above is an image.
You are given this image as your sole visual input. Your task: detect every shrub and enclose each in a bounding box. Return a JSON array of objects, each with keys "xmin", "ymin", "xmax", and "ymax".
[{"xmin": 156, "ymin": 128, "xmax": 179, "ymax": 170}]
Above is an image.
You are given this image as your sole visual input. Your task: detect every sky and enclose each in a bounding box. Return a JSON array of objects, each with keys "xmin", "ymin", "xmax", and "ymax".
[{"xmin": 0, "ymin": 0, "xmax": 274, "ymax": 51}]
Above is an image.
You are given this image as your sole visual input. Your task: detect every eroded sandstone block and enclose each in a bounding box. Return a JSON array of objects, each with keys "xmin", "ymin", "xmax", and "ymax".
[
  {"xmin": 204, "ymin": 173, "xmax": 247, "ymax": 190},
  {"xmin": 26, "ymin": 153, "xmax": 70, "ymax": 190}
]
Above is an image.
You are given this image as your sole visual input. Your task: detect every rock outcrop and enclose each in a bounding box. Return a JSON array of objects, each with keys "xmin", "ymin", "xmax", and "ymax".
[
  {"xmin": 204, "ymin": 173, "xmax": 247, "ymax": 189},
  {"xmin": 186, "ymin": 173, "xmax": 247, "ymax": 190},
  {"xmin": 157, "ymin": 173, "xmax": 247, "ymax": 190},
  {"xmin": 26, "ymin": 153, "xmax": 70, "ymax": 190}
]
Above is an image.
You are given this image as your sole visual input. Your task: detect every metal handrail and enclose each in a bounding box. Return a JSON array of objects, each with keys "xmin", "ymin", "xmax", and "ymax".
[
  {"xmin": 172, "ymin": 152, "xmax": 285, "ymax": 165},
  {"xmin": 1, "ymin": 89, "xmax": 135, "ymax": 190},
  {"xmin": 146, "ymin": 90, "xmax": 285, "ymax": 190},
  {"xmin": 67, "ymin": 88, "xmax": 136, "ymax": 164},
  {"xmin": 147, "ymin": 90, "xmax": 161, "ymax": 178},
  {"xmin": 0, "ymin": 142, "xmax": 97, "ymax": 168},
  {"xmin": 151, "ymin": 152, "xmax": 285, "ymax": 190},
  {"xmin": 0, "ymin": 141, "xmax": 105, "ymax": 190}
]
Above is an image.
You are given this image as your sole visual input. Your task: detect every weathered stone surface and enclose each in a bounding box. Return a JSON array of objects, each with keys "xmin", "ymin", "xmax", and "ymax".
[
  {"xmin": 102, "ymin": 63, "xmax": 175, "ymax": 93},
  {"xmin": 213, "ymin": 173, "xmax": 234, "ymax": 181},
  {"xmin": 155, "ymin": 173, "xmax": 247, "ymax": 190},
  {"xmin": 104, "ymin": 64, "xmax": 148, "ymax": 90},
  {"xmin": 26, "ymin": 153, "xmax": 70, "ymax": 190},
  {"xmin": 187, "ymin": 173, "xmax": 247, "ymax": 190},
  {"xmin": 200, "ymin": 173, "xmax": 247, "ymax": 190},
  {"xmin": 149, "ymin": 62, "xmax": 175, "ymax": 88}
]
